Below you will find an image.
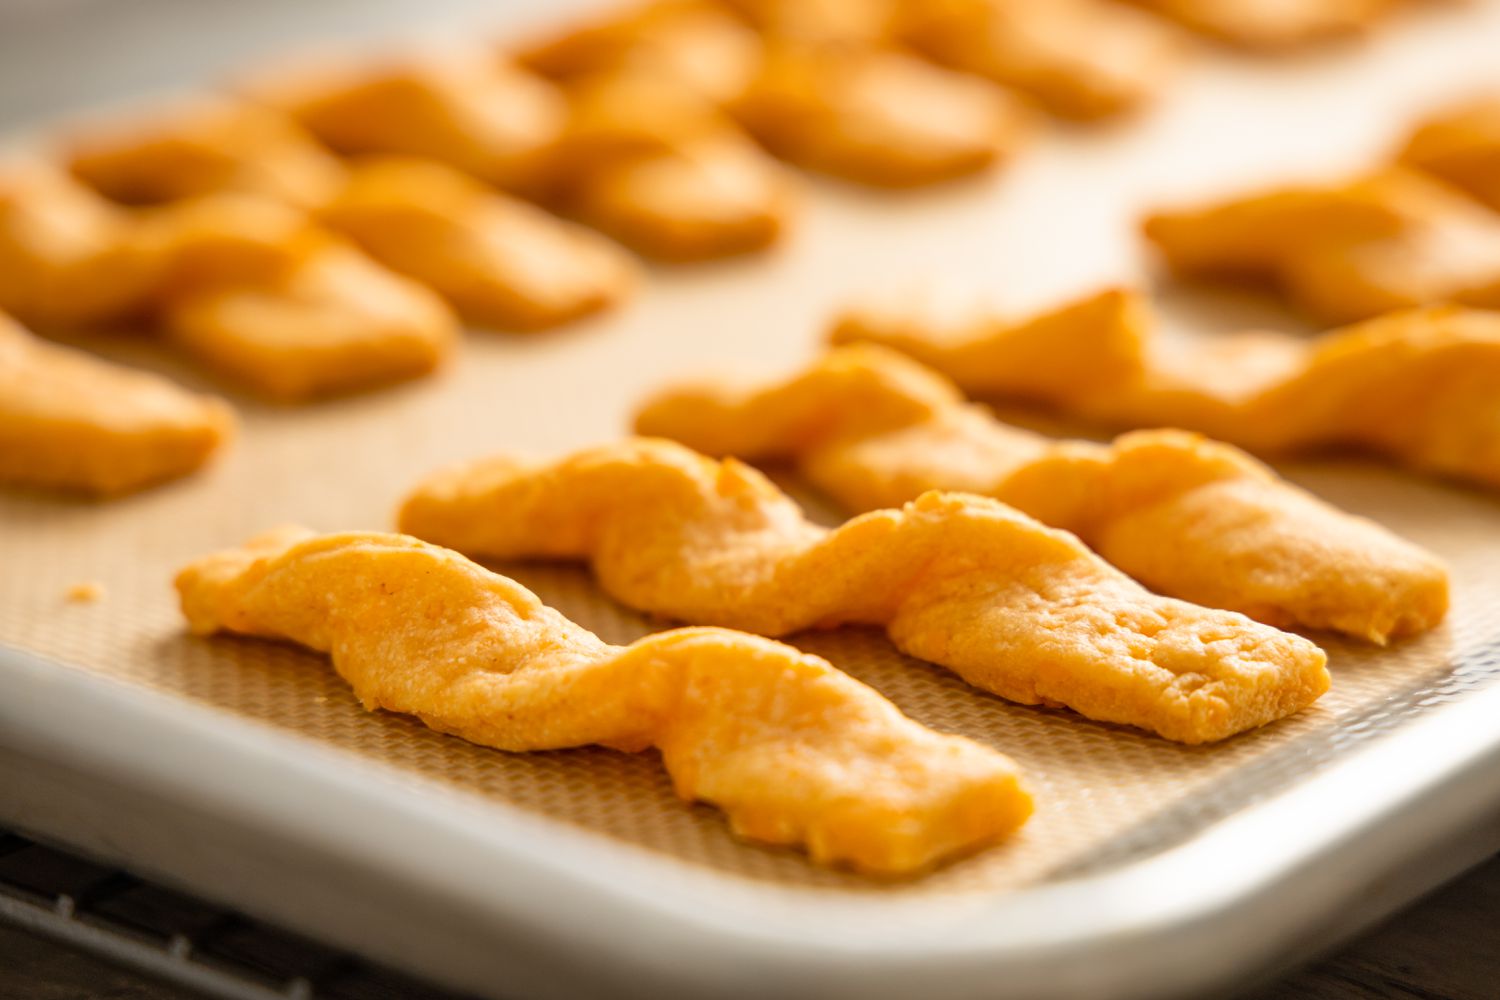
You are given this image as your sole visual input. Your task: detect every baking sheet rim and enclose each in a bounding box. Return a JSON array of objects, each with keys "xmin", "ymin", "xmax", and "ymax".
[{"xmin": 6, "ymin": 641, "xmax": 1500, "ymax": 1000}]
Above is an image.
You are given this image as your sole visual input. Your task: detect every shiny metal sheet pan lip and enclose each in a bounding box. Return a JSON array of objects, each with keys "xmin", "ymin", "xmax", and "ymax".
[
  {"xmin": 5, "ymin": 0, "xmax": 1500, "ymax": 997},
  {"xmin": 4, "ymin": 642, "xmax": 1500, "ymax": 1000}
]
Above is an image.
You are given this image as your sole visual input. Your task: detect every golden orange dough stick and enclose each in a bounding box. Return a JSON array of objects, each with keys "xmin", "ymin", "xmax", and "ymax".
[
  {"xmin": 633, "ymin": 345, "xmax": 1449, "ymax": 642},
  {"xmin": 142, "ymin": 194, "xmax": 457, "ymax": 401},
  {"xmin": 0, "ymin": 161, "xmax": 159, "ymax": 330},
  {"xmin": 719, "ymin": 0, "xmax": 899, "ymax": 43},
  {"xmin": 1142, "ymin": 168, "xmax": 1500, "ymax": 323},
  {"xmin": 64, "ymin": 96, "xmax": 347, "ymax": 210},
  {"xmin": 831, "ymin": 285, "xmax": 1151, "ymax": 408},
  {"xmin": 549, "ymin": 70, "xmax": 792, "ymax": 260},
  {"xmin": 1090, "ymin": 308, "xmax": 1500, "ymax": 492},
  {"xmin": 894, "ymin": 0, "xmax": 1184, "ymax": 121},
  {"xmin": 516, "ymin": 0, "xmax": 764, "ymax": 103},
  {"xmin": 400, "ymin": 439, "xmax": 1331, "ymax": 743},
  {"xmin": 317, "ymin": 157, "xmax": 634, "ymax": 330},
  {"xmin": 1120, "ymin": 0, "xmax": 1395, "ymax": 49},
  {"xmin": 1398, "ymin": 95, "xmax": 1500, "ymax": 213},
  {"xmin": 241, "ymin": 49, "xmax": 567, "ymax": 197},
  {"xmin": 565, "ymin": 134, "xmax": 790, "ymax": 260},
  {"xmin": 243, "ymin": 42, "xmax": 779, "ymax": 261},
  {"xmin": 829, "ymin": 285, "xmax": 1500, "ymax": 492},
  {"xmin": 0, "ymin": 312, "xmax": 233, "ymax": 495},
  {"xmin": 730, "ymin": 0, "xmax": 1175, "ymax": 122},
  {"xmin": 730, "ymin": 41, "xmax": 1028, "ymax": 187},
  {"xmin": 177, "ymin": 526, "xmax": 1032, "ymax": 875},
  {"xmin": 58, "ymin": 93, "xmax": 633, "ymax": 330}
]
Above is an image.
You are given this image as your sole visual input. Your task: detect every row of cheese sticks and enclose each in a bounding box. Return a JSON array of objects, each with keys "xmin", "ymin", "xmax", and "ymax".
[
  {"xmin": 25, "ymin": 285, "xmax": 1459, "ymax": 870},
  {"xmin": 9, "ymin": 276, "xmax": 1495, "ymax": 497},
  {"xmin": 13, "ymin": 0, "xmax": 1454, "ymax": 276},
  {"xmin": 168, "ymin": 312, "xmax": 1476, "ymax": 873},
  {"xmin": 177, "ymin": 363, "xmax": 1451, "ymax": 874},
  {"xmin": 0, "ymin": 2, "xmax": 1469, "ymax": 415},
  {"xmin": 533, "ymin": 0, "xmax": 1435, "ymax": 127},
  {"xmin": 831, "ymin": 289, "xmax": 1500, "ymax": 492},
  {"xmin": 1147, "ymin": 95, "xmax": 1500, "ymax": 324},
  {"xmin": 7, "ymin": 77, "xmax": 1494, "ymax": 401},
  {"xmin": 1, "ymin": 145, "xmax": 633, "ymax": 378},
  {"xmin": 1, "ymin": 164, "xmax": 461, "ymax": 399}
]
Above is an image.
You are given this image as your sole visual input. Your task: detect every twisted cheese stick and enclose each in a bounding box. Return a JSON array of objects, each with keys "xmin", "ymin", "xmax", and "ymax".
[
  {"xmin": 61, "ymin": 98, "xmax": 635, "ymax": 331},
  {"xmin": 522, "ymin": 1, "xmax": 1024, "ymax": 188},
  {"xmin": 177, "ymin": 526, "xmax": 1030, "ymax": 875},
  {"xmin": 241, "ymin": 49, "xmax": 567, "ymax": 195},
  {"xmin": 0, "ymin": 159, "xmax": 455, "ymax": 400},
  {"xmin": 547, "ymin": 69, "xmax": 792, "ymax": 260},
  {"xmin": 1398, "ymin": 95, "xmax": 1500, "ymax": 213},
  {"xmin": 517, "ymin": 0, "xmax": 764, "ymax": 104},
  {"xmin": 244, "ymin": 48, "xmax": 790, "ymax": 261},
  {"xmin": 64, "ymin": 95, "xmax": 347, "ymax": 210},
  {"xmin": 831, "ymin": 286, "xmax": 1500, "ymax": 492},
  {"xmin": 1121, "ymin": 0, "xmax": 1396, "ymax": 49},
  {"xmin": 318, "ymin": 158, "xmax": 634, "ymax": 330},
  {"xmin": 143, "ymin": 194, "xmax": 457, "ymax": 401},
  {"xmin": 730, "ymin": 40, "xmax": 1024, "ymax": 187},
  {"xmin": 0, "ymin": 161, "xmax": 159, "ymax": 330},
  {"xmin": 717, "ymin": 0, "xmax": 898, "ymax": 42},
  {"xmin": 633, "ymin": 344, "xmax": 1449, "ymax": 642},
  {"xmin": 896, "ymin": 0, "xmax": 1183, "ymax": 121},
  {"xmin": 1142, "ymin": 167, "xmax": 1500, "ymax": 323},
  {"xmin": 0, "ymin": 312, "xmax": 233, "ymax": 495},
  {"xmin": 400, "ymin": 440, "xmax": 1329, "ymax": 743},
  {"xmin": 726, "ymin": 0, "xmax": 1180, "ymax": 122},
  {"xmin": 830, "ymin": 284, "xmax": 1151, "ymax": 408}
]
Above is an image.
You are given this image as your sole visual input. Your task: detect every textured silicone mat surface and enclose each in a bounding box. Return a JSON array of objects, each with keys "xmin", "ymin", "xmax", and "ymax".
[{"xmin": 3, "ymin": 0, "xmax": 1500, "ymax": 899}]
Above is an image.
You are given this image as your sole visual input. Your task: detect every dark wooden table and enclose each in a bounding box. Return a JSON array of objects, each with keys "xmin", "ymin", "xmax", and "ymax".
[{"xmin": 3, "ymin": 852, "xmax": 1498, "ymax": 1000}]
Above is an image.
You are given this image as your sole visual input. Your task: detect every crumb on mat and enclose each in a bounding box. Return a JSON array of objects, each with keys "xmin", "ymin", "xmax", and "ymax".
[{"xmin": 65, "ymin": 581, "xmax": 106, "ymax": 603}]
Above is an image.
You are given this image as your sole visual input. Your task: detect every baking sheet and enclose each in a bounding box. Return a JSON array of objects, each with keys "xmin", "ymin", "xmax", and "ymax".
[{"xmin": 3, "ymin": 0, "xmax": 1500, "ymax": 905}]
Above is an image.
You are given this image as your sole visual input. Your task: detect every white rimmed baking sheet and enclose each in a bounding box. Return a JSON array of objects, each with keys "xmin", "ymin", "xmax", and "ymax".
[{"xmin": 3, "ymin": 0, "xmax": 1500, "ymax": 994}]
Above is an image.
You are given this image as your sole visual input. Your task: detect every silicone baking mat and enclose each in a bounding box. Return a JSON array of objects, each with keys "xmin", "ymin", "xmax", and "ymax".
[{"xmin": 3, "ymin": 0, "xmax": 1500, "ymax": 900}]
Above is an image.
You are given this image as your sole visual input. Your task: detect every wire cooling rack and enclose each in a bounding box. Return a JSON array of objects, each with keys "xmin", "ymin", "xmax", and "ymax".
[{"xmin": 0, "ymin": 829, "xmax": 470, "ymax": 1000}]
